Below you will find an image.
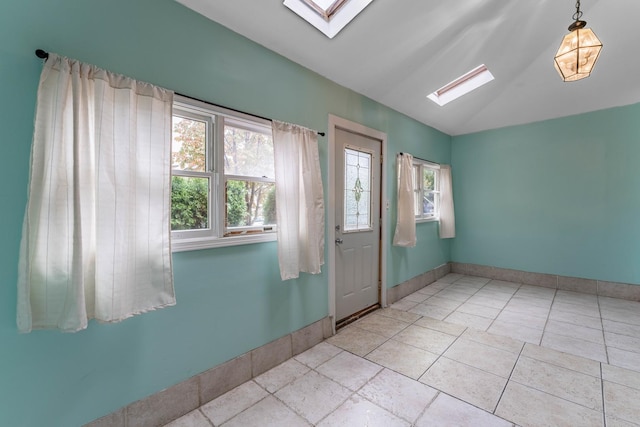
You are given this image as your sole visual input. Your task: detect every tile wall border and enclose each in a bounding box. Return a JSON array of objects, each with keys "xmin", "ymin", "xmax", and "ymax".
[
  {"xmin": 450, "ymin": 262, "xmax": 640, "ymax": 302},
  {"xmin": 386, "ymin": 263, "xmax": 451, "ymax": 305},
  {"xmin": 84, "ymin": 316, "xmax": 332, "ymax": 427}
]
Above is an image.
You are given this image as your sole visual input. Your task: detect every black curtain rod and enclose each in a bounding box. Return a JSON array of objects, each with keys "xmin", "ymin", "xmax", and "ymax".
[
  {"xmin": 34, "ymin": 49, "xmax": 325, "ymax": 137},
  {"xmin": 175, "ymin": 93, "xmax": 325, "ymax": 137},
  {"xmin": 399, "ymin": 152, "xmax": 438, "ymax": 165}
]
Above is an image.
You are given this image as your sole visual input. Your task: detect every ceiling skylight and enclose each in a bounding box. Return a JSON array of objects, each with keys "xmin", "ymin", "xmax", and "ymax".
[
  {"xmin": 427, "ymin": 65, "xmax": 495, "ymax": 107},
  {"xmin": 283, "ymin": 0, "xmax": 373, "ymax": 39}
]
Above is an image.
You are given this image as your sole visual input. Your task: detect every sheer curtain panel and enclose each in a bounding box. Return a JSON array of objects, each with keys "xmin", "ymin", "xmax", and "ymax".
[
  {"xmin": 272, "ymin": 121, "xmax": 325, "ymax": 280},
  {"xmin": 17, "ymin": 54, "xmax": 175, "ymax": 333},
  {"xmin": 439, "ymin": 164, "xmax": 456, "ymax": 238},
  {"xmin": 393, "ymin": 153, "xmax": 416, "ymax": 247}
]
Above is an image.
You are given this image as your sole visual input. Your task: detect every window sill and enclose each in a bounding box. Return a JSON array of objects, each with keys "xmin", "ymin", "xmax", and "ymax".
[
  {"xmin": 171, "ymin": 232, "xmax": 277, "ymax": 252},
  {"xmin": 416, "ymin": 217, "xmax": 439, "ymax": 224}
]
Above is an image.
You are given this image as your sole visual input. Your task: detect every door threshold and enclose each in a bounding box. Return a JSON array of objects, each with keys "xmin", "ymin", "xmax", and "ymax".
[{"xmin": 336, "ymin": 303, "xmax": 380, "ymax": 330}]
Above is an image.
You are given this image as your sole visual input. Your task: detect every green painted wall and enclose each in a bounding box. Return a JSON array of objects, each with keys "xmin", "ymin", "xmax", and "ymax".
[
  {"xmin": 451, "ymin": 103, "xmax": 640, "ymax": 284},
  {"xmin": 387, "ymin": 114, "xmax": 452, "ymax": 286},
  {"xmin": 0, "ymin": 0, "xmax": 450, "ymax": 425}
]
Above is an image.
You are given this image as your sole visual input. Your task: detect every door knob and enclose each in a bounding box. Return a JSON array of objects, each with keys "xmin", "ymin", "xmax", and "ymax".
[{"xmin": 335, "ymin": 238, "xmax": 343, "ymax": 244}]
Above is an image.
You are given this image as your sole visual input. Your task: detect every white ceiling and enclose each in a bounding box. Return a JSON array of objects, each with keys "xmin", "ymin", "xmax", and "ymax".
[{"xmin": 176, "ymin": 0, "xmax": 640, "ymax": 136}]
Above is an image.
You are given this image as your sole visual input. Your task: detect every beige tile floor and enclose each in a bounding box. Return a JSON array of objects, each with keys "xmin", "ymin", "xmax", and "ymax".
[{"xmin": 165, "ymin": 274, "xmax": 640, "ymax": 426}]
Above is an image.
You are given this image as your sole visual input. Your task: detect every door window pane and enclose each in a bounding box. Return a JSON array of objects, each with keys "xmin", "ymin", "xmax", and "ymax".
[{"xmin": 344, "ymin": 148, "xmax": 372, "ymax": 231}]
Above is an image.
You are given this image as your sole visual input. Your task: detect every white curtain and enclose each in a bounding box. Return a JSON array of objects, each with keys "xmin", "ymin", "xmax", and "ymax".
[
  {"xmin": 272, "ymin": 121, "xmax": 325, "ymax": 280},
  {"xmin": 393, "ymin": 153, "xmax": 416, "ymax": 247},
  {"xmin": 439, "ymin": 164, "xmax": 456, "ymax": 238},
  {"xmin": 17, "ymin": 54, "xmax": 175, "ymax": 333}
]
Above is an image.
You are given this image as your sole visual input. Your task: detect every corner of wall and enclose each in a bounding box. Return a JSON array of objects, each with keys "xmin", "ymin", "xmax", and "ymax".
[{"xmin": 386, "ymin": 263, "xmax": 451, "ymax": 305}]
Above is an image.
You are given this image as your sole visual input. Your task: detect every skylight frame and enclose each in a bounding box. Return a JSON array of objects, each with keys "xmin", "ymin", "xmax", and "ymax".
[
  {"xmin": 301, "ymin": 0, "xmax": 350, "ymax": 21},
  {"xmin": 283, "ymin": 0, "xmax": 373, "ymax": 38},
  {"xmin": 427, "ymin": 64, "xmax": 495, "ymax": 107}
]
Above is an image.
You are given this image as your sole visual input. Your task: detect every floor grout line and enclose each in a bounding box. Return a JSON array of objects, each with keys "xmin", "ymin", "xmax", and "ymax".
[
  {"xmin": 597, "ymin": 294, "xmax": 612, "ymax": 366},
  {"xmin": 492, "ymin": 340, "xmax": 526, "ymax": 415},
  {"xmin": 600, "ymin": 362, "xmax": 608, "ymax": 427}
]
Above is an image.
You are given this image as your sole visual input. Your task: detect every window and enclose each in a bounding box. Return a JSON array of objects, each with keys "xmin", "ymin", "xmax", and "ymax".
[
  {"xmin": 171, "ymin": 96, "xmax": 277, "ymax": 251},
  {"xmin": 223, "ymin": 119, "xmax": 276, "ymax": 235},
  {"xmin": 413, "ymin": 160, "xmax": 440, "ymax": 222},
  {"xmin": 427, "ymin": 64, "xmax": 495, "ymax": 106},
  {"xmin": 283, "ymin": 0, "xmax": 373, "ymax": 38}
]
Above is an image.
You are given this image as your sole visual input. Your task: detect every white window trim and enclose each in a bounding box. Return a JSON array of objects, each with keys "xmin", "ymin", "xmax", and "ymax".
[
  {"xmin": 414, "ymin": 159, "xmax": 441, "ymax": 223},
  {"xmin": 171, "ymin": 108, "xmax": 216, "ymax": 242},
  {"xmin": 283, "ymin": 0, "xmax": 373, "ymax": 38},
  {"xmin": 171, "ymin": 232, "xmax": 277, "ymax": 252},
  {"xmin": 171, "ymin": 95, "xmax": 277, "ymax": 252},
  {"xmin": 427, "ymin": 64, "xmax": 495, "ymax": 106}
]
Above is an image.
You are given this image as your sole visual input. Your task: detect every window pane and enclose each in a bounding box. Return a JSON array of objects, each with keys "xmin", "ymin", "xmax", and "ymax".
[
  {"xmin": 171, "ymin": 176, "xmax": 209, "ymax": 230},
  {"xmin": 413, "ymin": 165, "xmax": 421, "ymax": 215},
  {"xmin": 344, "ymin": 148, "xmax": 371, "ymax": 231},
  {"xmin": 225, "ymin": 180, "xmax": 276, "ymax": 228},
  {"xmin": 172, "ymin": 116, "xmax": 207, "ymax": 172},
  {"xmin": 423, "ymin": 191, "xmax": 435, "ymax": 216},
  {"xmin": 357, "ymin": 192, "xmax": 370, "ymax": 227},
  {"xmin": 224, "ymin": 125, "xmax": 274, "ymax": 178},
  {"xmin": 423, "ymin": 169, "xmax": 435, "ymax": 192}
]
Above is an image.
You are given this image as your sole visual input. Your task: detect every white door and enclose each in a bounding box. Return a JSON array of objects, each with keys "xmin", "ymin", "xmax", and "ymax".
[{"xmin": 334, "ymin": 128, "xmax": 382, "ymax": 322}]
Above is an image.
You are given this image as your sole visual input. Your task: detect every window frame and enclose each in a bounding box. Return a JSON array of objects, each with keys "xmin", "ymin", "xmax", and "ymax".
[
  {"xmin": 171, "ymin": 96, "xmax": 277, "ymax": 252},
  {"xmin": 283, "ymin": 0, "xmax": 374, "ymax": 39},
  {"xmin": 413, "ymin": 159, "xmax": 441, "ymax": 223},
  {"xmin": 170, "ymin": 108, "xmax": 215, "ymax": 241}
]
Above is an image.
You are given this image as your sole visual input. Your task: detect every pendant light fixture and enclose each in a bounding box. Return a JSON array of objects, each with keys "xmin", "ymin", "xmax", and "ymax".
[{"xmin": 554, "ymin": 0, "xmax": 603, "ymax": 82}]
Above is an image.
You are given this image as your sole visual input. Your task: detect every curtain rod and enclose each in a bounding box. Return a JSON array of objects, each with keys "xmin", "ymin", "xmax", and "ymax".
[
  {"xmin": 398, "ymin": 152, "xmax": 438, "ymax": 165},
  {"xmin": 34, "ymin": 49, "xmax": 326, "ymax": 137}
]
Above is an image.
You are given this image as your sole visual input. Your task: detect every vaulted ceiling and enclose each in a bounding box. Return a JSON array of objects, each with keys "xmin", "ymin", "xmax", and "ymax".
[{"xmin": 177, "ymin": 0, "xmax": 640, "ymax": 135}]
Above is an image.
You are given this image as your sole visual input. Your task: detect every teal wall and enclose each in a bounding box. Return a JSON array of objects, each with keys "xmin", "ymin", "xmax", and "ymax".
[
  {"xmin": 0, "ymin": 0, "xmax": 450, "ymax": 425},
  {"xmin": 387, "ymin": 114, "xmax": 452, "ymax": 286},
  {"xmin": 451, "ymin": 103, "xmax": 640, "ymax": 285}
]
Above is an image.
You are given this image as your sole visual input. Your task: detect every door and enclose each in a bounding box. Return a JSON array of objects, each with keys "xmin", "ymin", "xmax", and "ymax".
[{"xmin": 334, "ymin": 127, "xmax": 382, "ymax": 322}]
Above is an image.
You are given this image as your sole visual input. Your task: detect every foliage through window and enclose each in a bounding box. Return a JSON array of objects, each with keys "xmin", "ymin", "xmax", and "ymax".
[
  {"xmin": 413, "ymin": 160, "xmax": 440, "ymax": 221},
  {"xmin": 171, "ymin": 96, "xmax": 277, "ymax": 250},
  {"xmin": 223, "ymin": 120, "xmax": 276, "ymax": 234}
]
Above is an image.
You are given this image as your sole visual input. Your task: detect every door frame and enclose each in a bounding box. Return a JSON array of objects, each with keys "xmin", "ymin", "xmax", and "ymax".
[{"xmin": 327, "ymin": 114, "xmax": 388, "ymax": 333}]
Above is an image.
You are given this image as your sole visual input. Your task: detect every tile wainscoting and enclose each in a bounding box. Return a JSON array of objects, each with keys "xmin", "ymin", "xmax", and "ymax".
[
  {"xmin": 387, "ymin": 261, "xmax": 640, "ymax": 311},
  {"xmin": 85, "ymin": 317, "xmax": 333, "ymax": 427},
  {"xmin": 451, "ymin": 262, "xmax": 640, "ymax": 301},
  {"xmin": 386, "ymin": 263, "xmax": 452, "ymax": 305}
]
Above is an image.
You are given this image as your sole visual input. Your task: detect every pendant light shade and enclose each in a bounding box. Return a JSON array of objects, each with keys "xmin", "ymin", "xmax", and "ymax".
[{"xmin": 554, "ymin": 1, "xmax": 602, "ymax": 82}]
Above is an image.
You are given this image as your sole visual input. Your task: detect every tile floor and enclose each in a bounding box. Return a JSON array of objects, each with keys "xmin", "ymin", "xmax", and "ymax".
[{"xmin": 165, "ymin": 274, "xmax": 640, "ymax": 426}]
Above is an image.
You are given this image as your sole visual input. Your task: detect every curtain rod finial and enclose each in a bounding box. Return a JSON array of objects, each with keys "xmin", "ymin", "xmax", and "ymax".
[{"xmin": 35, "ymin": 49, "xmax": 49, "ymax": 59}]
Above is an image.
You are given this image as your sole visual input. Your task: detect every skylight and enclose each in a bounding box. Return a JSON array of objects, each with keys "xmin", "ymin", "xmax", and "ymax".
[
  {"xmin": 283, "ymin": 0, "xmax": 373, "ymax": 39},
  {"xmin": 427, "ymin": 65, "xmax": 495, "ymax": 107}
]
